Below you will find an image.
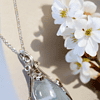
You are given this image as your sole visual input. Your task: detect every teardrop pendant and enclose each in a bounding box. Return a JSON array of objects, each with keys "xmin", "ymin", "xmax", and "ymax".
[
  {"xmin": 32, "ymin": 77, "xmax": 72, "ymax": 100},
  {"xmin": 18, "ymin": 50, "xmax": 73, "ymax": 100}
]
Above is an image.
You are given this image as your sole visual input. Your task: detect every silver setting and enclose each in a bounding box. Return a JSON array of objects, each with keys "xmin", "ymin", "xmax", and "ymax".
[
  {"xmin": 18, "ymin": 50, "xmax": 73, "ymax": 100},
  {"xmin": 33, "ymin": 74, "xmax": 45, "ymax": 81},
  {"xmin": 18, "ymin": 50, "xmax": 45, "ymax": 79},
  {"xmin": 56, "ymin": 79, "xmax": 63, "ymax": 87},
  {"xmin": 32, "ymin": 77, "xmax": 73, "ymax": 100},
  {"xmin": 55, "ymin": 79, "xmax": 73, "ymax": 100},
  {"xmin": 18, "ymin": 49, "xmax": 44, "ymax": 76},
  {"xmin": 18, "ymin": 50, "xmax": 38, "ymax": 75}
]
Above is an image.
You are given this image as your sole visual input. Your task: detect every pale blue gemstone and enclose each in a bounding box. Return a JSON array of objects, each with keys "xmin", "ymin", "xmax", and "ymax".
[{"xmin": 32, "ymin": 78, "xmax": 71, "ymax": 100}]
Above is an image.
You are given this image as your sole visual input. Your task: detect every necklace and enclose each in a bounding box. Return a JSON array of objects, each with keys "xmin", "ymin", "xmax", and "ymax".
[{"xmin": 0, "ymin": 0, "xmax": 73, "ymax": 100}]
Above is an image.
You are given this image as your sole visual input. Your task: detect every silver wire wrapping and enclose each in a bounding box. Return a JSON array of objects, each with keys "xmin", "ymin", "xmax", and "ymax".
[
  {"xmin": 18, "ymin": 49, "xmax": 45, "ymax": 99},
  {"xmin": 18, "ymin": 50, "xmax": 43, "ymax": 77}
]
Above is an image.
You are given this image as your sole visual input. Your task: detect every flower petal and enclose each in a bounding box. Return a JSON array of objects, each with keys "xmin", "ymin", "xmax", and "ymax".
[
  {"xmin": 64, "ymin": 37, "xmax": 70, "ymax": 48},
  {"xmin": 80, "ymin": 72, "xmax": 91, "ymax": 84},
  {"xmin": 92, "ymin": 17, "xmax": 100, "ymax": 29},
  {"xmin": 91, "ymin": 30, "xmax": 100, "ymax": 43},
  {"xmin": 64, "ymin": 36, "xmax": 77, "ymax": 49},
  {"xmin": 51, "ymin": 5, "xmax": 61, "ymax": 13},
  {"xmin": 72, "ymin": 68, "xmax": 81, "ymax": 75},
  {"xmin": 54, "ymin": 18, "xmax": 65, "ymax": 24},
  {"xmin": 65, "ymin": 50, "xmax": 82, "ymax": 63},
  {"xmin": 68, "ymin": 3, "xmax": 81, "ymax": 17},
  {"xmin": 81, "ymin": 15, "xmax": 87, "ymax": 19},
  {"xmin": 53, "ymin": 0, "xmax": 65, "ymax": 10},
  {"xmin": 61, "ymin": 0, "xmax": 68, "ymax": 8},
  {"xmin": 78, "ymin": 38, "xmax": 87, "ymax": 47},
  {"xmin": 65, "ymin": 50, "xmax": 76, "ymax": 62},
  {"xmin": 81, "ymin": 62, "xmax": 91, "ymax": 77},
  {"xmin": 85, "ymin": 37, "xmax": 98, "ymax": 57},
  {"xmin": 73, "ymin": 45, "xmax": 85, "ymax": 56},
  {"xmin": 62, "ymin": 28, "xmax": 75, "ymax": 38},
  {"xmin": 89, "ymin": 68, "xmax": 99, "ymax": 79},
  {"xmin": 82, "ymin": 70, "xmax": 90, "ymax": 77},
  {"xmin": 87, "ymin": 16, "xmax": 99, "ymax": 30},
  {"xmin": 57, "ymin": 22, "xmax": 66, "ymax": 35},
  {"xmin": 74, "ymin": 10, "xmax": 84, "ymax": 18},
  {"xmin": 52, "ymin": 12, "xmax": 61, "ymax": 19},
  {"xmin": 74, "ymin": 19, "xmax": 87, "ymax": 30},
  {"xmin": 84, "ymin": 1, "xmax": 97, "ymax": 14},
  {"xmin": 87, "ymin": 16, "xmax": 94, "ymax": 29},
  {"xmin": 70, "ymin": 62, "xmax": 78, "ymax": 70},
  {"xmin": 68, "ymin": 8, "xmax": 76, "ymax": 18},
  {"xmin": 82, "ymin": 62, "xmax": 91, "ymax": 71},
  {"xmin": 75, "ymin": 30, "xmax": 85, "ymax": 39},
  {"xmin": 69, "ymin": 0, "xmax": 83, "ymax": 10},
  {"xmin": 66, "ymin": 17, "xmax": 75, "ymax": 28},
  {"xmin": 92, "ymin": 13, "xmax": 100, "ymax": 18},
  {"xmin": 90, "ymin": 37, "xmax": 99, "ymax": 52},
  {"xmin": 76, "ymin": 55, "xmax": 83, "ymax": 63}
]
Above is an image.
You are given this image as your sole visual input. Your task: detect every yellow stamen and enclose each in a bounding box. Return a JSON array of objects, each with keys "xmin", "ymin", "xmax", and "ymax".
[
  {"xmin": 73, "ymin": 17, "xmax": 76, "ymax": 19},
  {"xmin": 61, "ymin": 10, "xmax": 66, "ymax": 18},
  {"xmin": 83, "ymin": 58, "xmax": 90, "ymax": 62},
  {"xmin": 85, "ymin": 28, "xmax": 92, "ymax": 36},
  {"xmin": 72, "ymin": 33, "xmax": 77, "ymax": 43},
  {"xmin": 76, "ymin": 62, "xmax": 82, "ymax": 69},
  {"xmin": 60, "ymin": 9, "xmax": 67, "ymax": 18},
  {"xmin": 84, "ymin": 12, "xmax": 91, "ymax": 15},
  {"xmin": 72, "ymin": 36, "xmax": 77, "ymax": 43}
]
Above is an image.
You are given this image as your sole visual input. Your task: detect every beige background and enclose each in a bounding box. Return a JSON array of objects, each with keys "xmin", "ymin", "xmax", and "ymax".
[{"xmin": 1, "ymin": 0, "xmax": 100, "ymax": 100}]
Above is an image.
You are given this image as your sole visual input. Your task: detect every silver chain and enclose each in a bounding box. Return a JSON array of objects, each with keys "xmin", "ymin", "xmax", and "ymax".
[
  {"xmin": 0, "ymin": 0, "xmax": 25, "ymax": 55},
  {"xmin": 0, "ymin": 34, "xmax": 19, "ymax": 54}
]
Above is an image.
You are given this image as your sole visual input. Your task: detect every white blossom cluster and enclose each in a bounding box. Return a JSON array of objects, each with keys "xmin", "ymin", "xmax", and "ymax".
[{"xmin": 51, "ymin": 0, "xmax": 100, "ymax": 83}]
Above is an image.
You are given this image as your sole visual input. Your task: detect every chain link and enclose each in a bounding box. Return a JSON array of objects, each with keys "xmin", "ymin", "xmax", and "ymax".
[
  {"xmin": 0, "ymin": 34, "xmax": 19, "ymax": 55},
  {"xmin": 0, "ymin": 0, "xmax": 25, "ymax": 55},
  {"xmin": 14, "ymin": 0, "xmax": 25, "ymax": 50}
]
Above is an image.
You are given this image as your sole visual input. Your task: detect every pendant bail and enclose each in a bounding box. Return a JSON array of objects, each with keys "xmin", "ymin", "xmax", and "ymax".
[
  {"xmin": 18, "ymin": 49, "xmax": 34, "ymax": 66},
  {"xmin": 18, "ymin": 50, "xmax": 42, "ymax": 77}
]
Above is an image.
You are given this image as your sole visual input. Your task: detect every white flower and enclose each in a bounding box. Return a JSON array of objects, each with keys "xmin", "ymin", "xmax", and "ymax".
[
  {"xmin": 82, "ymin": 1, "xmax": 100, "ymax": 17},
  {"xmin": 65, "ymin": 50, "xmax": 99, "ymax": 83},
  {"xmin": 62, "ymin": 28, "xmax": 77, "ymax": 48},
  {"xmin": 80, "ymin": 62, "xmax": 100, "ymax": 83},
  {"xmin": 74, "ymin": 16, "xmax": 100, "ymax": 57},
  {"xmin": 51, "ymin": 0, "xmax": 100, "ymax": 84},
  {"xmin": 65, "ymin": 50, "xmax": 82, "ymax": 63},
  {"xmin": 87, "ymin": 68, "xmax": 99, "ymax": 79},
  {"xmin": 65, "ymin": 50, "xmax": 90, "ymax": 83},
  {"xmin": 68, "ymin": 0, "xmax": 84, "ymax": 19},
  {"xmin": 51, "ymin": 0, "xmax": 69, "ymax": 24},
  {"xmin": 61, "ymin": 27, "xmax": 84, "ymax": 56},
  {"xmin": 79, "ymin": 62, "xmax": 91, "ymax": 83},
  {"xmin": 51, "ymin": 0, "xmax": 83, "ymax": 36}
]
